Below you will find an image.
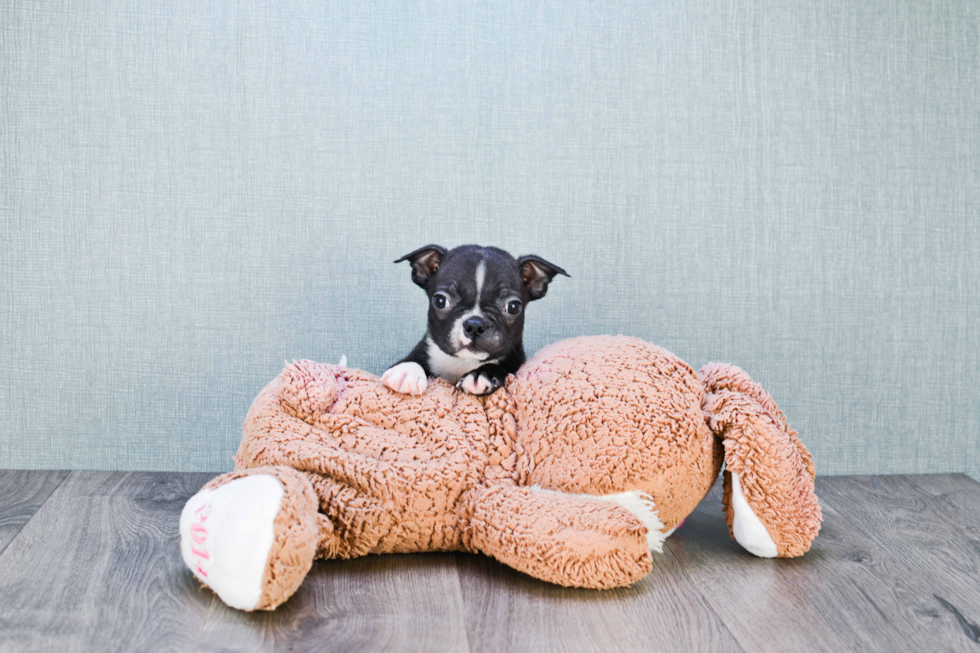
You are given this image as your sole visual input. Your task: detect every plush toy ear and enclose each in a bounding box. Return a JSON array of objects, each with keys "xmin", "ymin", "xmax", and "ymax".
[
  {"xmin": 517, "ymin": 255, "xmax": 569, "ymax": 301},
  {"xmin": 394, "ymin": 245, "xmax": 447, "ymax": 288}
]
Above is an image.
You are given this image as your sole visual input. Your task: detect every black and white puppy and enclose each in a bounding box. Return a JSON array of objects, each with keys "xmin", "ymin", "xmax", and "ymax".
[{"xmin": 382, "ymin": 244, "xmax": 568, "ymax": 396}]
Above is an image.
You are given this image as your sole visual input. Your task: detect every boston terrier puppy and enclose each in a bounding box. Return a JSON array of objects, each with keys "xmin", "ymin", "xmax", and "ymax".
[{"xmin": 382, "ymin": 244, "xmax": 568, "ymax": 396}]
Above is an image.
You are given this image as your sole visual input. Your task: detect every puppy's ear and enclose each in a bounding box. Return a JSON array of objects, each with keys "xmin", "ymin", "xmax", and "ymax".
[
  {"xmin": 394, "ymin": 245, "xmax": 447, "ymax": 288},
  {"xmin": 517, "ymin": 255, "xmax": 570, "ymax": 301}
]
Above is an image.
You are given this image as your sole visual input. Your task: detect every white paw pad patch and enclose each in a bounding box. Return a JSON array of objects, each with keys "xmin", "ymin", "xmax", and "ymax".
[
  {"xmin": 381, "ymin": 362, "xmax": 428, "ymax": 395},
  {"xmin": 529, "ymin": 486, "xmax": 667, "ymax": 552},
  {"xmin": 179, "ymin": 475, "xmax": 284, "ymax": 610},
  {"xmin": 731, "ymin": 472, "xmax": 778, "ymax": 558},
  {"xmin": 597, "ymin": 490, "xmax": 667, "ymax": 552}
]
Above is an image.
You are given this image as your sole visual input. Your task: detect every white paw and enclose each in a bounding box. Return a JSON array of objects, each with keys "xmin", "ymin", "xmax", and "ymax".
[
  {"xmin": 179, "ymin": 475, "xmax": 284, "ymax": 610},
  {"xmin": 381, "ymin": 362, "xmax": 428, "ymax": 395},
  {"xmin": 731, "ymin": 472, "xmax": 779, "ymax": 558},
  {"xmin": 457, "ymin": 370, "xmax": 501, "ymax": 395},
  {"xmin": 459, "ymin": 373, "xmax": 490, "ymax": 395}
]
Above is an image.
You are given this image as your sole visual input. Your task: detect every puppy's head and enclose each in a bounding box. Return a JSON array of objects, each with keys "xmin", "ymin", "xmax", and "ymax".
[{"xmin": 395, "ymin": 244, "xmax": 568, "ymax": 361}]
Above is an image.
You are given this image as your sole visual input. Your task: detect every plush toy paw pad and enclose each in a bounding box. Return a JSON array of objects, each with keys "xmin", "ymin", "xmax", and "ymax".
[
  {"xmin": 730, "ymin": 473, "xmax": 778, "ymax": 558},
  {"xmin": 381, "ymin": 362, "xmax": 428, "ymax": 395},
  {"xmin": 457, "ymin": 370, "xmax": 501, "ymax": 396},
  {"xmin": 180, "ymin": 475, "xmax": 285, "ymax": 610}
]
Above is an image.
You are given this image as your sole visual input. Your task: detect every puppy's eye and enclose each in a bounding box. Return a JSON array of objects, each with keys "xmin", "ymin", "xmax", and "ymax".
[
  {"xmin": 506, "ymin": 300, "xmax": 522, "ymax": 315},
  {"xmin": 432, "ymin": 293, "xmax": 450, "ymax": 310}
]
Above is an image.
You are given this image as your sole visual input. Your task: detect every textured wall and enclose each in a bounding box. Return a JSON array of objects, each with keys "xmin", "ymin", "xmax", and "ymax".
[{"xmin": 2, "ymin": 1, "xmax": 978, "ymax": 475}]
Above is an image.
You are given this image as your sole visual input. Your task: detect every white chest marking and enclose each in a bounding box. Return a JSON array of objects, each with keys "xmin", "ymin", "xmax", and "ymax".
[
  {"xmin": 426, "ymin": 336, "xmax": 483, "ymax": 382},
  {"xmin": 426, "ymin": 335, "xmax": 499, "ymax": 383}
]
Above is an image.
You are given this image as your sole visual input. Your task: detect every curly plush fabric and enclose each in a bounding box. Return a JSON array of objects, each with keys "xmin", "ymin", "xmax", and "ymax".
[{"xmin": 182, "ymin": 335, "xmax": 821, "ymax": 610}]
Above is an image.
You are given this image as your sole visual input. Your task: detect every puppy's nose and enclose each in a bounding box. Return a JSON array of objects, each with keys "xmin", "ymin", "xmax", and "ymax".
[{"xmin": 463, "ymin": 316, "xmax": 488, "ymax": 338}]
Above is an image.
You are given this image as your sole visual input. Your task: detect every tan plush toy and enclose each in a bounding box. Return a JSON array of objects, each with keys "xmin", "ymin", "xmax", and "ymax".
[{"xmin": 179, "ymin": 335, "xmax": 821, "ymax": 611}]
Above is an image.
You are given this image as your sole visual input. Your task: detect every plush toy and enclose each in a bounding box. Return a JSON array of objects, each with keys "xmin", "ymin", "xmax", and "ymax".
[{"xmin": 179, "ymin": 335, "xmax": 821, "ymax": 611}]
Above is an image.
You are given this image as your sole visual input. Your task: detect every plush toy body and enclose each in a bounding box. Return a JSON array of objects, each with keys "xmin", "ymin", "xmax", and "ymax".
[{"xmin": 180, "ymin": 336, "xmax": 821, "ymax": 611}]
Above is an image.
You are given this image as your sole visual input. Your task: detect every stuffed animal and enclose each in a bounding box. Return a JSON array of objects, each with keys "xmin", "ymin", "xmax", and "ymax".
[{"xmin": 179, "ymin": 335, "xmax": 821, "ymax": 611}]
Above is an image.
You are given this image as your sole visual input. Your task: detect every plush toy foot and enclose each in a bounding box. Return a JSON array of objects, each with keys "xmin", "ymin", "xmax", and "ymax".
[
  {"xmin": 701, "ymin": 363, "xmax": 822, "ymax": 558},
  {"xmin": 179, "ymin": 466, "xmax": 319, "ymax": 611}
]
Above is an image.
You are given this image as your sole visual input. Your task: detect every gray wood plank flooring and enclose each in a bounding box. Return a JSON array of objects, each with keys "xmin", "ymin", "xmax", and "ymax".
[
  {"xmin": 0, "ymin": 472, "xmax": 215, "ymax": 652},
  {"xmin": 668, "ymin": 476, "xmax": 980, "ymax": 652},
  {"xmin": 0, "ymin": 470, "xmax": 68, "ymax": 555},
  {"xmin": 455, "ymin": 544, "xmax": 742, "ymax": 653},
  {"xmin": 667, "ymin": 481, "xmax": 902, "ymax": 652},
  {"xmin": 0, "ymin": 471, "xmax": 978, "ymax": 652},
  {"xmin": 819, "ymin": 475, "xmax": 980, "ymax": 646},
  {"xmin": 197, "ymin": 553, "xmax": 470, "ymax": 653}
]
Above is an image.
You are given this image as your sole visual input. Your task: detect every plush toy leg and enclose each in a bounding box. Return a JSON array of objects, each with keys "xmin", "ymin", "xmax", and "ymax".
[
  {"xmin": 700, "ymin": 363, "xmax": 822, "ymax": 558},
  {"xmin": 461, "ymin": 485, "xmax": 654, "ymax": 589},
  {"xmin": 179, "ymin": 466, "xmax": 319, "ymax": 611}
]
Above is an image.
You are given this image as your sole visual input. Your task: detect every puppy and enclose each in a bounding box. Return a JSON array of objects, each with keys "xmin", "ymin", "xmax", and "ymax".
[{"xmin": 382, "ymin": 244, "xmax": 568, "ymax": 396}]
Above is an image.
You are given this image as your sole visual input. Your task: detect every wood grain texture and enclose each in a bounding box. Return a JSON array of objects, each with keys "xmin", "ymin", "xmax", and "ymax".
[
  {"xmin": 196, "ymin": 553, "xmax": 470, "ymax": 653},
  {"xmin": 2, "ymin": 472, "xmax": 980, "ymax": 652},
  {"xmin": 0, "ymin": 471, "xmax": 215, "ymax": 652},
  {"xmin": 665, "ymin": 476, "xmax": 980, "ymax": 652},
  {"xmin": 817, "ymin": 474, "xmax": 980, "ymax": 649},
  {"xmin": 454, "ymin": 548, "xmax": 742, "ymax": 653},
  {"xmin": 0, "ymin": 470, "xmax": 68, "ymax": 555},
  {"xmin": 909, "ymin": 474, "xmax": 980, "ymax": 645}
]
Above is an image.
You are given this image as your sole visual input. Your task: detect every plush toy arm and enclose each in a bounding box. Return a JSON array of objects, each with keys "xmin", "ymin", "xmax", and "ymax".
[
  {"xmin": 700, "ymin": 363, "xmax": 822, "ymax": 558},
  {"xmin": 269, "ymin": 359, "xmax": 465, "ymax": 465},
  {"xmin": 239, "ymin": 364, "xmax": 442, "ymax": 500},
  {"xmin": 460, "ymin": 485, "xmax": 653, "ymax": 589}
]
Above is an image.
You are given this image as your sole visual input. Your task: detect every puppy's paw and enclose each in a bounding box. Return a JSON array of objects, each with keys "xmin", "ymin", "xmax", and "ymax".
[
  {"xmin": 381, "ymin": 362, "xmax": 428, "ymax": 395},
  {"xmin": 457, "ymin": 369, "xmax": 503, "ymax": 396}
]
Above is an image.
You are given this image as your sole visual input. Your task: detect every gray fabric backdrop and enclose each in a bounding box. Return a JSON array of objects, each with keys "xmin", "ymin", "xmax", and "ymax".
[{"xmin": 2, "ymin": 0, "xmax": 978, "ymax": 476}]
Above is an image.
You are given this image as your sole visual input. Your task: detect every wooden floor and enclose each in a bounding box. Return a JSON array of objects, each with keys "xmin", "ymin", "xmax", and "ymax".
[{"xmin": 1, "ymin": 473, "xmax": 979, "ymax": 652}]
